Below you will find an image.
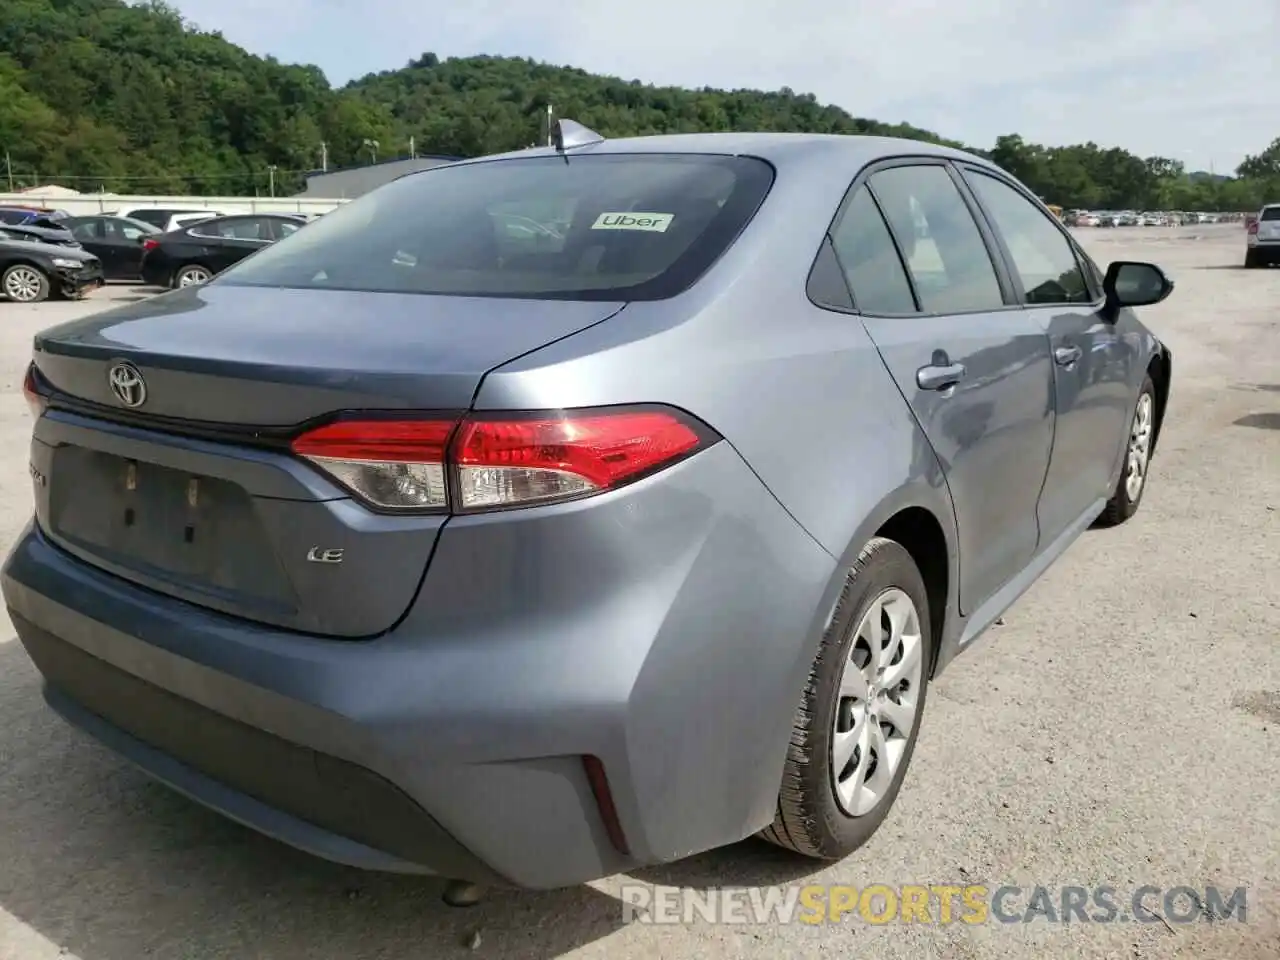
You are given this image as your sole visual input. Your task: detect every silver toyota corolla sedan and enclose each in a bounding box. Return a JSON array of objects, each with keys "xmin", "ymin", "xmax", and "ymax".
[{"xmin": 4, "ymin": 122, "xmax": 1173, "ymax": 897}]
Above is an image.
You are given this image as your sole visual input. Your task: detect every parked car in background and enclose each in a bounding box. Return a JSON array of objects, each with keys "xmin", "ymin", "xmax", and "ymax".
[
  {"xmin": 1245, "ymin": 203, "xmax": 1280, "ymax": 268},
  {"xmin": 0, "ymin": 236, "xmax": 103, "ymax": 302},
  {"xmin": 61, "ymin": 215, "xmax": 160, "ymax": 281},
  {"xmin": 120, "ymin": 207, "xmax": 223, "ymax": 232},
  {"xmin": 0, "ymin": 221, "xmax": 81, "ymax": 249},
  {"xmin": 140, "ymin": 213, "xmax": 306, "ymax": 288},
  {"xmin": 6, "ymin": 128, "xmax": 1175, "ymax": 894},
  {"xmin": 0, "ymin": 206, "xmax": 70, "ymax": 225}
]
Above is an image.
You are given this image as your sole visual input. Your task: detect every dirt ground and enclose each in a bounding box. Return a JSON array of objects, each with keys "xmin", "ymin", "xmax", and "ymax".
[{"xmin": 0, "ymin": 224, "xmax": 1275, "ymax": 959}]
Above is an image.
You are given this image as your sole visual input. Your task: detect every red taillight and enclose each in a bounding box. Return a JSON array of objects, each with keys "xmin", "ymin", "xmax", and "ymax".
[
  {"xmin": 1247, "ymin": 222, "xmax": 1259, "ymax": 235},
  {"xmin": 288, "ymin": 406, "xmax": 713, "ymax": 513},
  {"xmin": 21, "ymin": 363, "xmax": 46, "ymax": 418},
  {"xmin": 142, "ymin": 238, "xmax": 160, "ymax": 251},
  {"xmin": 453, "ymin": 410, "xmax": 704, "ymax": 511}
]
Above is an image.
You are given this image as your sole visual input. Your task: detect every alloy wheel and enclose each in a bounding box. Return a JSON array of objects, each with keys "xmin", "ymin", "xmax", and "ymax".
[
  {"xmin": 1125, "ymin": 393, "xmax": 1153, "ymax": 502},
  {"xmin": 178, "ymin": 267, "xmax": 211, "ymax": 287},
  {"xmin": 4, "ymin": 267, "xmax": 44, "ymax": 302},
  {"xmin": 831, "ymin": 587, "xmax": 925, "ymax": 817}
]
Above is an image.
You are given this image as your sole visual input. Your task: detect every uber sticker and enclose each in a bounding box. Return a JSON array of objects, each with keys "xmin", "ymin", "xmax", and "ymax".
[{"xmin": 591, "ymin": 212, "xmax": 674, "ymax": 233}]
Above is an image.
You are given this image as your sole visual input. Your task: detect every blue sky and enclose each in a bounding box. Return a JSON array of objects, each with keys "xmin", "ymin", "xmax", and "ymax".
[{"xmin": 169, "ymin": 0, "xmax": 1277, "ymax": 176}]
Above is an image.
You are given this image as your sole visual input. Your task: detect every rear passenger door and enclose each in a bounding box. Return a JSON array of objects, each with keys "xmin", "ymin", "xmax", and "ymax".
[
  {"xmin": 830, "ymin": 160, "xmax": 1055, "ymax": 616},
  {"xmin": 958, "ymin": 166, "xmax": 1137, "ymax": 541}
]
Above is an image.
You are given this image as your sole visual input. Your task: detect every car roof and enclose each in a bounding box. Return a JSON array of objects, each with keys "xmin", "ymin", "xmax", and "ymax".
[{"xmin": 451, "ymin": 131, "xmax": 994, "ymax": 173}]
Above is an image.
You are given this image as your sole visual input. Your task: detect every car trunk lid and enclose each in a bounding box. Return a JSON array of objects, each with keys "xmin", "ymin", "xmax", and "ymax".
[{"xmin": 29, "ymin": 284, "xmax": 624, "ymax": 637}]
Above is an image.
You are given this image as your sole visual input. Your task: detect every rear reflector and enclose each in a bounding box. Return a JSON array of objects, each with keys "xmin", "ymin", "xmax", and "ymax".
[{"xmin": 289, "ymin": 406, "xmax": 715, "ymax": 514}]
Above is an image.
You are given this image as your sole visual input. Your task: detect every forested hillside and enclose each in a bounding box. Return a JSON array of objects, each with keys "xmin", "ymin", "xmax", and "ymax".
[{"xmin": 1, "ymin": 0, "xmax": 1277, "ymax": 209}]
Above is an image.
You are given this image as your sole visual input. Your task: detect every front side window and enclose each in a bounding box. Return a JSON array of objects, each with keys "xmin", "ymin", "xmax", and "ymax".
[
  {"xmin": 217, "ymin": 154, "xmax": 776, "ymax": 301},
  {"xmin": 965, "ymin": 171, "xmax": 1091, "ymax": 305},
  {"xmin": 869, "ymin": 165, "xmax": 1005, "ymax": 314},
  {"xmin": 69, "ymin": 219, "xmax": 102, "ymax": 240},
  {"xmin": 829, "ymin": 187, "xmax": 917, "ymax": 314}
]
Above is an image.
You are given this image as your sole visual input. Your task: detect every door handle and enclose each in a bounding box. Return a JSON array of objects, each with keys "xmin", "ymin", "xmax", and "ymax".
[
  {"xmin": 916, "ymin": 362, "xmax": 966, "ymax": 391},
  {"xmin": 1054, "ymin": 345, "xmax": 1083, "ymax": 367}
]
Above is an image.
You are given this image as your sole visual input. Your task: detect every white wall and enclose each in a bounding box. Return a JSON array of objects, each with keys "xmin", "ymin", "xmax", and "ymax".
[{"xmin": 0, "ymin": 194, "xmax": 350, "ymax": 217}]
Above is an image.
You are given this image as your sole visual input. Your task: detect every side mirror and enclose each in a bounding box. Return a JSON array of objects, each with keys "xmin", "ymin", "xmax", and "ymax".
[{"xmin": 1103, "ymin": 260, "xmax": 1174, "ymax": 310}]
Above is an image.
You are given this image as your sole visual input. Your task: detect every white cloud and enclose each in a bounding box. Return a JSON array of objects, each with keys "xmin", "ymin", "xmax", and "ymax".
[{"xmin": 170, "ymin": 0, "xmax": 1278, "ymax": 174}]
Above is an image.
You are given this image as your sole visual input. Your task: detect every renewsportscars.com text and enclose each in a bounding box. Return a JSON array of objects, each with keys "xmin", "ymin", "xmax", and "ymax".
[{"xmin": 618, "ymin": 883, "xmax": 1249, "ymax": 926}]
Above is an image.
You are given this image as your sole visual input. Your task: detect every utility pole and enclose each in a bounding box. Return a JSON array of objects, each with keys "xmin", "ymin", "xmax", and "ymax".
[
  {"xmin": 409, "ymin": 136, "xmax": 416, "ymax": 159},
  {"xmin": 268, "ymin": 165, "xmax": 277, "ymax": 198},
  {"xmin": 320, "ymin": 141, "xmax": 329, "ymax": 172},
  {"xmin": 546, "ymin": 104, "xmax": 553, "ymax": 147},
  {"xmin": 3, "ymin": 151, "xmax": 12, "ymax": 192}
]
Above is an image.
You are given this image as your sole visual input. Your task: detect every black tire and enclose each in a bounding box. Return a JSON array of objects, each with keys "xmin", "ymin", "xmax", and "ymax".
[
  {"xmin": 760, "ymin": 537, "xmax": 933, "ymax": 859},
  {"xmin": 1097, "ymin": 376, "xmax": 1156, "ymax": 527},
  {"xmin": 1, "ymin": 263, "xmax": 51, "ymax": 303},
  {"xmin": 172, "ymin": 264, "xmax": 212, "ymax": 289},
  {"xmin": 1244, "ymin": 250, "xmax": 1258, "ymax": 269}
]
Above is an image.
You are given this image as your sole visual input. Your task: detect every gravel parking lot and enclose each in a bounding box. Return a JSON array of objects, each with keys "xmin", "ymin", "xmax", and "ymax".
[{"xmin": 0, "ymin": 225, "xmax": 1276, "ymax": 960}]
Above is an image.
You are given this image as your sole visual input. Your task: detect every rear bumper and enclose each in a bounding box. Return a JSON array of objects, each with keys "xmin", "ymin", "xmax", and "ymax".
[
  {"xmin": 139, "ymin": 255, "xmax": 170, "ymax": 287},
  {"xmin": 3, "ymin": 441, "xmax": 838, "ymax": 889},
  {"xmin": 1247, "ymin": 239, "xmax": 1279, "ymax": 261}
]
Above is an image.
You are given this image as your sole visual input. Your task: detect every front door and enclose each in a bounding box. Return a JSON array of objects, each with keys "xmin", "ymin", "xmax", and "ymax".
[
  {"xmin": 832, "ymin": 161, "xmax": 1056, "ymax": 615},
  {"xmin": 957, "ymin": 166, "xmax": 1137, "ymax": 540},
  {"xmin": 96, "ymin": 218, "xmax": 152, "ymax": 279}
]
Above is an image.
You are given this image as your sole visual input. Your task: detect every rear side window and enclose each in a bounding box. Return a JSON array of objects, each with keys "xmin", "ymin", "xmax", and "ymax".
[
  {"xmin": 868, "ymin": 165, "xmax": 1005, "ymax": 314},
  {"xmin": 829, "ymin": 187, "xmax": 917, "ymax": 314},
  {"xmin": 125, "ymin": 210, "xmax": 169, "ymax": 228},
  {"xmin": 218, "ymin": 154, "xmax": 776, "ymax": 300},
  {"xmin": 964, "ymin": 171, "xmax": 1092, "ymax": 305},
  {"xmin": 0, "ymin": 209, "xmax": 31, "ymax": 225},
  {"xmin": 190, "ymin": 217, "xmax": 266, "ymax": 240},
  {"xmin": 1261, "ymin": 207, "xmax": 1280, "ymax": 221}
]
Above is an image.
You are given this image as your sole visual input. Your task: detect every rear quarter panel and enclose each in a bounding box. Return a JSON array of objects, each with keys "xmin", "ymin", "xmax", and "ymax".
[{"xmin": 475, "ymin": 150, "xmax": 961, "ymax": 650}]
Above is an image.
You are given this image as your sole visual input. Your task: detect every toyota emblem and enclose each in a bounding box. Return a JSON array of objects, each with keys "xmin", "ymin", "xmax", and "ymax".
[{"xmin": 107, "ymin": 361, "xmax": 147, "ymax": 408}]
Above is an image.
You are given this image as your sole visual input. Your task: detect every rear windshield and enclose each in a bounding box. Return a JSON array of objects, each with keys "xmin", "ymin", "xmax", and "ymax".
[
  {"xmin": 0, "ymin": 209, "xmax": 33, "ymax": 225},
  {"xmin": 1261, "ymin": 206, "xmax": 1280, "ymax": 221},
  {"xmin": 217, "ymin": 154, "xmax": 776, "ymax": 300}
]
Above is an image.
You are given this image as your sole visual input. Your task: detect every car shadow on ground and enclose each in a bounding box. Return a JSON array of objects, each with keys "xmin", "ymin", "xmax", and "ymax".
[
  {"xmin": 0, "ymin": 641, "xmax": 629, "ymax": 959},
  {"xmin": 633, "ymin": 840, "xmax": 825, "ymax": 889},
  {"xmin": 1233, "ymin": 412, "xmax": 1280, "ymax": 431}
]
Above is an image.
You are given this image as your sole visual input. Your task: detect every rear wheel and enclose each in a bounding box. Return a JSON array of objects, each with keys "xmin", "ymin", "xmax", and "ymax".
[
  {"xmin": 173, "ymin": 264, "xmax": 212, "ymax": 288},
  {"xmin": 2, "ymin": 264, "xmax": 50, "ymax": 303},
  {"xmin": 760, "ymin": 537, "xmax": 933, "ymax": 859},
  {"xmin": 1097, "ymin": 376, "xmax": 1156, "ymax": 527}
]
